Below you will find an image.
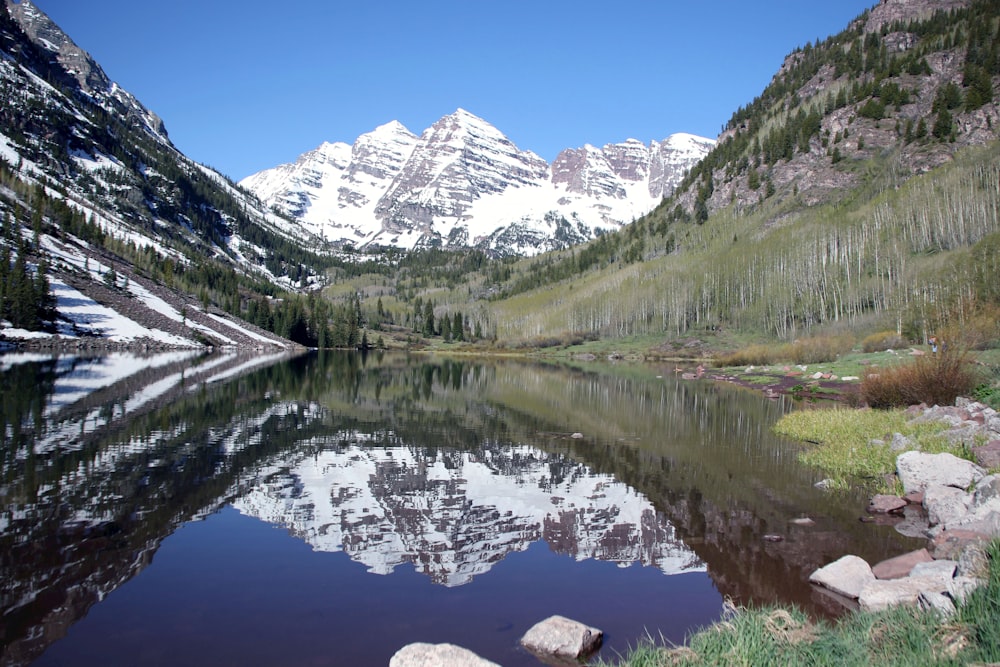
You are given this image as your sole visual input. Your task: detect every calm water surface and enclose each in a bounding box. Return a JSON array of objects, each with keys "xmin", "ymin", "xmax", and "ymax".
[{"xmin": 0, "ymin": 351, "xmax": 922, "ymax": 666}]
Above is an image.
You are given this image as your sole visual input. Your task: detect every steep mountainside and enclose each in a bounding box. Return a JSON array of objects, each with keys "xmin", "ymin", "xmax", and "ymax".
[
  {"xmin": 481, "ymin": 0, "xmax": 1000, "ymax": 343},
  {"xmin": 241, "ymin": 109, "xmax": 714, "ymax": 256},
  {"xmin": 0, "ymin": 0, "xmax": 341, "ymax": 347},
  {"xmin": 669, "ymin": 0, "xmax": 998, "ymax": 218}
]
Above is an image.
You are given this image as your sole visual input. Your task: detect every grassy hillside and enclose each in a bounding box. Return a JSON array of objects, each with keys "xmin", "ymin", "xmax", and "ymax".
[{"xmin": 485, "ymin": 142, "xmax": 999, "ymax": 344}]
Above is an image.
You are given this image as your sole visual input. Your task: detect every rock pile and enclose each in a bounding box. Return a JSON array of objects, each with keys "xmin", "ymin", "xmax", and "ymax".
[{"xmin": 811, "ymin": 399, "xmax": 1000, "ymax": 615}]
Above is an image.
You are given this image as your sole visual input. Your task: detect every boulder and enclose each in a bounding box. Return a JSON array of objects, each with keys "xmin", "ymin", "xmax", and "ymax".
[
  {"xmin": 923, "ymin": 485, "xmax": 972, "ymax": 527},
  {"xmin": 972, "ymin": 475, "xmax": 1000, "ymax": 506},
  {"xmin": 928, "ymin": 529, "xmax": 990, "ymax": 560},
  {"xmin": 957, "ymin": 542, "xmax": 988, "ymax": 578},
  {"xmin": 949, "ymin": 511, "xmax": 1000, "ymax": 536},
  {"xmin": 858, "ymin": 574, "xmax": 951, "ymax": 612},
  {"xmin": 868, "ymin": 494, "xmax": 907, "ymax": 514},
  {"xmin": 872, "ymin": 548, "xmax": 933, "ymax": 580},
  {"xmin": 918, "ymin": 590, "xmax": 956, "ymax": 617},
  {"xmin": 520, "ymin": 616, "xmax": 603, "ymax": 663},
  {"xmin": 896, "ymin": 451, "xmax": 986, "ymax": 494},
  {"xmin": 948, "ymin": 576, "xmax": 984, "ymax": 604},
  {"xmin": 809, "ymin": 555, "xmax": 875, "ymax": 599},
  {"xmin": 910, "ymin": 559, "xmax": 957, "ymax": 579},
  {"xmin": 389, "ymin": 643, "xmax": 500, "ymax": 667}
]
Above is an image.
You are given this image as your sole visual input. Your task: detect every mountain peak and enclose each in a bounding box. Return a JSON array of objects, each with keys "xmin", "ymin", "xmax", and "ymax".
[
  {"xmin": 371, "ymin": 119, "xmax": 415, "ymax": 138},
  {"xmin": 243, "ymin": 110, "xmax": 713, "ymax": 255}
]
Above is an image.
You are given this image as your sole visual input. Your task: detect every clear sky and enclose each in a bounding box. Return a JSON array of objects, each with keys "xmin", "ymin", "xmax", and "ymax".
[{"xmin": 28, "ymin": 0, "xmax": 876, "ymax": 181}]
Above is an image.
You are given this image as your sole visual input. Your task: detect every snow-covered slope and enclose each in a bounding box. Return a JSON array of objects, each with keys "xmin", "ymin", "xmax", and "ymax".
[
  {"xmin": 235, "ymin": 442, "xmax": 704, "ymax": 586},
  {"xmin": 0, "ymin": 0, "xmax": 325, "ymax": 282},
  {"xmin": 242, "ymin": 110, "xmax": 715, "ymax": 256}
]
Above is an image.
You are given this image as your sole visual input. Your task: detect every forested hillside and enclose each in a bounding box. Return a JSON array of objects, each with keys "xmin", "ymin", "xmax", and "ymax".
[{"xmin": 462, "ymin": 0, "xmax": 1000, "ymax": 345}]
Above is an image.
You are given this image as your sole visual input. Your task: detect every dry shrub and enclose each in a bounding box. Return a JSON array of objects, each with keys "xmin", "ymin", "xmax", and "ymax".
[
  {"xmin": 714, "ymin": 345, "xmax": 779, "ymax": 367},
  {"xmin": 861, "ymin": 346, "xmax": 983, "ymax": 408},
  {"xmin": 763, "ymin": 609, "xmax": 818, "ymax": 645},
  {"xmin": 715, "ymin": 334, "xmax": 854, "ymax": 367},
  {"xmin": 787, "ymin": 334, "xmax": 855, "ymax": 364},
  {"xmin": 862, "ymin": 330, "xmax": 906, "ymax": 353}
]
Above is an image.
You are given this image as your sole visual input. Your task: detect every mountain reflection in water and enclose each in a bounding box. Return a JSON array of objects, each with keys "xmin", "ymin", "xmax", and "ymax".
[
  {"xmin": 0, "ymin": 350, "xmax": 923, "ymax": 667},
  {"xmin": 237, "ymin": 443, "xmax": 702, "ymax": 587}
]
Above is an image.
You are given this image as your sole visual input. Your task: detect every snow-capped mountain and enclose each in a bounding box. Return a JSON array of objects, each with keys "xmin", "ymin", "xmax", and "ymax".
[
  {"xmin": 234, "ymin": 442, "xmax": 704, "ymax": 587},
  {"xmin": 242, "ymin": 110, "xmax": 715, "ymax": 256},
  {"xmin": 1, "ymin": 0, "xmax": 325, "ymax": 287}
]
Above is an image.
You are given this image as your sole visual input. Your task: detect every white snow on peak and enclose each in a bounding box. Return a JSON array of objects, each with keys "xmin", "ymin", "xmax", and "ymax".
[{"xmin": 241, "ymin": 110, "xmax": 714, "ymax": 255}]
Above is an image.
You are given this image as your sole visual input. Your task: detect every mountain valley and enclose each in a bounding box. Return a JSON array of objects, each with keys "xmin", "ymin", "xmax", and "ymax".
[{"xmin": 0, "ymin": 0, "xmax": 998, "ymax": 355}]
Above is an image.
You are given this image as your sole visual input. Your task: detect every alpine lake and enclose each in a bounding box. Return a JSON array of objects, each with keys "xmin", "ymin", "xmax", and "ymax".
[{"xmin": 0, "ymin": 350, "xmax": 923, "ymax": 666}]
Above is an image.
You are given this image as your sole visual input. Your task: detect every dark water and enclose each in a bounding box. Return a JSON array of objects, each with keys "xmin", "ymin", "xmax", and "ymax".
[{"xmin": 0, "ymin": 351, "xmax": 922, "ymax": 666}]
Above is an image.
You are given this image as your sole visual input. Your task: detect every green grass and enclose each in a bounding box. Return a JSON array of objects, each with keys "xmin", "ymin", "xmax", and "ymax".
[
  {"xmin": 598, "ymin": 542, "xmax": 1000, "ymax": 666},
  {"xmin": 773, "ymin": 407, "xmax": 954, "ymax": 491}
]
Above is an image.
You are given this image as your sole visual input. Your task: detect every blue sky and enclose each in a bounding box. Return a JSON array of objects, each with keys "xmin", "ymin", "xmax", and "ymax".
[{"xmin": 30, "ymin": 0, "xmax": 876, "ymax": 181}]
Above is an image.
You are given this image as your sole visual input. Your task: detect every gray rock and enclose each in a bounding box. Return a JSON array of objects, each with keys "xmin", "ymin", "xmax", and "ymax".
[
  {"xmin": 809, "ymin": 555, "xmax": 875, "ymax": 599},
  {"xmin": 814, "ymin": 478, "xmax": 835, "ymax": 490},
  {"xmin": 910, "ymin": 559, "xmax": 957, "ymax": 579},
  {"xmin": 948, "ymin": 576, "xmax": 984, "ymax": 604},
  {"xmin": 520, "ymin": 615, "xmax": 603, "ymax": 662},
  {"xmin": 896, "ymin": 451, "xmax": 986, "ymax": 494},
  {"xmin": 957, "ymin": 543, "xmax": 988, "ymax": 578},
  {"xmin": 890, "ymin": 432, "xmax": 912, "ymax": 452},
  {"xmin": 858, "ymin": 574, "xmax": 951, "ymax": 612},
  {"xmin": 923, "ymin": 485, "xmax": 971, "ymax": 527},
  {"xmin": 389, "ymin": 643, "xmax": 500, "ymax": 667},
  {"xmin": 918, "ymin": 590, "xmax": 956, "ymax": 617},
  {"xmin": 972, "ymin": 475, "xmax": 1000, "ymax": 506},
  {"xmin": 950, "ymin": 510, "xmax": 1000, "ymax": 535}
]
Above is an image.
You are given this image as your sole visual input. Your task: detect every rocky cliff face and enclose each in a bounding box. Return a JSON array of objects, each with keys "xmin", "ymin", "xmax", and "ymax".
[
  {"xmin": 862, "ymin": 0, "xmax": 970, "ymax": 33},
  {"xmin": 677, "ymin": 0, "xmax": 995, "ymax": 219},
  {"xmin": 7, "ymin": 0, "xmax": 168, "ymax": 143},
  {"xmin": 242, "ymin": 111, "xmax": 714, "ymax": 256}
]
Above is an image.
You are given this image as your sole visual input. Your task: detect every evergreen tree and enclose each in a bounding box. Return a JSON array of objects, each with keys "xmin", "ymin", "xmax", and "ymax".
[
  {"xmin": 422, "ymin": 300, "xmax": 435, "ymax": 337},
  {"xmin": 441, "ymin": 314, "xmax": 452, "ymax": 342},
  {"xmin": 932, "ymin": 107, "xmax": 953, "ymax": 140},
  {"xmin": 452, "ymin": 311, "xmax": 464, "ymax": 341}
]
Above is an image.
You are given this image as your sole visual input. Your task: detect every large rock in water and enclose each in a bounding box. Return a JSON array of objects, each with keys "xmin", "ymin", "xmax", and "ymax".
[
  {"xmin": 520, "ymin": 615, "xmax": 603, "ymax": 662},
  {"xmin": 389, "ymin": 643, "xmax": 500, "ymax": 667},
  {"xmin": 808, "ymin": 555, "xmax": 876, "ymax": 599},
  {"xmin": 896, "ymin": 451, "xmax": 985, "ymax": 494}
]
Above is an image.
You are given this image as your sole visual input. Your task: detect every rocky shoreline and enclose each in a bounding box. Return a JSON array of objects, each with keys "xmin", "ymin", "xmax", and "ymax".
[{"xmin": 809, "ymin": 399, "xmax": 1000, "ymax": 615}]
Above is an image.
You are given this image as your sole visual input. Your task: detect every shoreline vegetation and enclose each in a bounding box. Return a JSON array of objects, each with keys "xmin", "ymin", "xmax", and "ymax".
[
  {"xmin": 590, "ymin": 334, "xmax": 1000, "ymax": 665},
  {"xmin": 594, "ymin": 537, "xmax": 1000, "ymax": 666}
]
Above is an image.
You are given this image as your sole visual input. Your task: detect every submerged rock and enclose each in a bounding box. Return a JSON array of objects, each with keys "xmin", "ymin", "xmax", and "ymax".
[{"xmin": 868, "ymin": 494, "xmax": 907, "ymax": 514}]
